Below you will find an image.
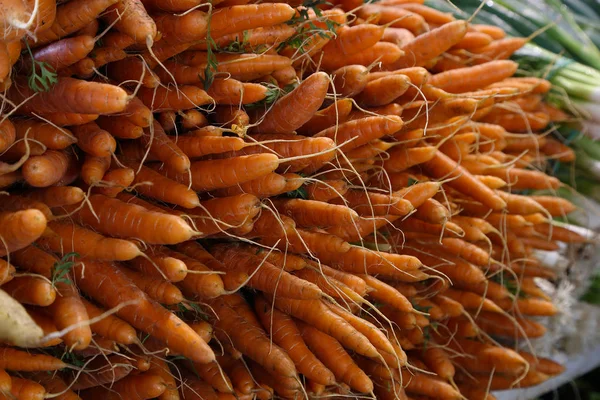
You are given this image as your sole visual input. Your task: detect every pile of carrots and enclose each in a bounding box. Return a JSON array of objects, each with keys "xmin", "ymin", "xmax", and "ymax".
[{"xmin": 0, "ymin": 0, "xmax": 587, "ymax": 398}]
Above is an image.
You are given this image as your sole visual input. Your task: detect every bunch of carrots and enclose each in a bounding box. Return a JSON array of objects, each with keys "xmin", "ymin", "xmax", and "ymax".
[{"xmin": 0, "ymin": 0, "xmax": 588, "ymax": 398}]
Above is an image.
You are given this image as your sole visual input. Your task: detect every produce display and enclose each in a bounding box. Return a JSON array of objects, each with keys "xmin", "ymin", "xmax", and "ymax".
[{"xmin": 0, "ymin": 0, "xmax": 595, "ymax": 399}]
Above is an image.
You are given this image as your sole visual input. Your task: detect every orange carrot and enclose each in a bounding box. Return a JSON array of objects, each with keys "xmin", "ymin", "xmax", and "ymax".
[
  {"xmin": 137, "ymin": 85, "xmax": 213, "ymax": 111},
  {"xmin": 400, "ymin": 370, "xmax": 461, "ymax": 399},
  {"xmin": 252, "ymin": 72, "xmax": 329, "ymax": 134},
  {"xmin": 0, "ymin": 209, "xmax": 47, "ymax": 256},
  {"xmin": 254, "ymin": 295, "xmax": 335, "ymax": 385},
  {"xmin": 268, "ymin": 296, "xmax": 378, "ymax": 358},
  {"xmin": 316, "ymin": 115, "xmax": 403, "ymax": 151},
  {"xmin": 80, "ymin": 372, "xmax": 166, "ymax": 400},
  {"xmin": 331, "ymin": 65, "xmax": 369, "ymax": 97},
  {"xmin": 65, "ymin": 194, "xmax": 196, "ymax": 245},
  {"xmin": 22, "ymin": 149, "xmax": 75, "ymax": 188},
  {"xmin": 393, "ymin": 20, "xmax": 467, "ymax": 69},
  {"xmin": 4, "ymin": 377, "xmax": 46, "ymax": 400},
  {"xmin": 74, "ymin": 260, "xmax": 214, "ymax": 363},
  {"xmin": 2, "ymin": 275, "xmax": 56, "ymax": 306},
  {"xmin": 81, "ymin": 298, "xmax": 137, "ymax": 345},
  {"xmin": 298, "ymin": 321, "xmax": 374, "ymax": 393},
  {"xmin": 128, "ymin": 164, "xmax": 199, "ymax": 208},
  {"xmin": 81, "ymin": 154, "xmax": 111, "ymax": 185}
]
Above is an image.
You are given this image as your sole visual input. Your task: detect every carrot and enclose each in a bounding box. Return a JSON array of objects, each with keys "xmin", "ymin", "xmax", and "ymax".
[
  {"xmin": 0, "ymin": 259, "xmax": 15, "ymax": 286},
  {"xmin": 393, "ymin": 20, "xmax": 467, "ymax": 69},
  {"xmin": 80, "ymin": 299, "xmax": 136, "ymax": 345},
  {"xmin": 527, "ymin": 195, "xmax": 576, "ymax": 216},
  {"xmin": 208, "ymin": 296, "xmax": 297, "ymax": 378},
  {"xmin": 206, "ymin": 78, "xmax": 268, "ymax": 105},
  {"xmin": 81, "ymin": 154, "xmax": 112, "ymax": 186},
  {"xmin": 67, "ymin": 353, "xmax": 136, "ymax": 390},
  {"xmin": 400, "ymin": 370, "xmax": 461, "ymax": 400},
  {"xmin": 298, "ymin": 320, "xmax": 373, "ymax": 393},
  {"xmin": 91, "ymin": 46, "xmax": 128, "ymax": 68},
  {"xmin": 1, "ymin": 275, "xmax": 56, "ymax": 307},
  {"xmin": 472, "ymin": 24, "xmax": 506, "ymax": 39},
  {"xmin": 212, "ymin": 172, "xmax": 288, "ymax": 198},
  {"xmin": 92, "ymin": 167, "xmax": 135, "ymax": 197},
  {"xmin": 213, "ymin": 106, "xmax": 249, "ymax": 131},
  {"xmin": 209, "ymin": 3, "xmax": 295, "ymax": 37},
  {"xmin": 137, "ymin": 85, "xmax": 213, "ymax": 112},
  {"xmin": 248, "ymin": 248, "xmax": 307, "ymax": 272},
  {"xmin": 494, "ymin": 297, "xmax": 558, "ymax": 316},
  {"xmin": 12, "ymin": 119, "xmax": 76, "ymax": 151},
  {"xmin": 454, "ymin": 384, "xmax": 496, "ymax": 400},
  {"xmin": 127, "ymin": 164, "xmax": 199, "ymax": 208},
  {"xmin": 474, "ymin": 311, "xmax": 547, "ymax": 338},
  {"xmin": 0, "ymin": 120, "xmax": 15, "ymax": 154},
  {"xmin": 29, "ymin": 35, "xmax": 95, "ymax": 72},
  {"xmin": 251, "ymin": 72, "xmax": 328, "ymax": 134},
  {"xmin": 22, "ymin": 149, "xmax": 73, "ymax": 188},
  {"xmin": 423, "ymin": 152, "xmax": 506, "ymax": 210},
  {"xmin": 316, "ymin": 115, "xmax": 403, "ymax": 151},
  {"xmin": 10, "ymin": 77, "xmax": 129, "ymax": 115},
  {"xmin": 149, "ymin": 153, "xmax": 279, "ymax": 192},
  {"xmin": 355, "ymin": 74, "xmax": 411, "ymax": 107},
  {"xmin": 0, "ymin": 347, "xmax": 66, "ymax": 371},
  {"xmin": 75, "ymin": 261, "xmax": 214, "ymax": 364},
  {"xmin": 36, "ymin": 112, "xmax": 99, "ymax": 126},
  {"xmin": 325, "ymin": 41, "xmax": 405, "ymax": 70},
  {"xmin": 254, "ymin": 295, "xmax": 335, "ymax": 385},
  {"xmin": 29, "ymin": 0, "xmax": 118, "ymax": 47},
  {"xmin": 29, "ymin": 372, "xmax": 79, "ymax": 400},
  {"xmin": 320, "ymin": 24, "xmax": 385, "ymax": 58},
  {"xmin": 81, "ymin": 372, "xmax": 166, "ymax": 400},
  {"xmin": 115, "ymin": 264, "xmax": 183, "ymax": 305},
  {"xmin": 218, "ymin": 356, "xmax": 254, "ymax": 395},
  {"xmin": 358, "ymin": 5, "xmax": 428, "ymax": 35},
  {"xmin": 331, "ymin": 65, "xmax": 369, "ymax": 97},
  {"xmin": 193, "ymin": 24, "xmax": 296, "ymax": 51},
  {"xmin": 305, "ymin": 179, "xmax": 348, "ymax": 202},
  {"xmin": 65, "ymin": 194, "xmax": 196, "ymax": 244},
  {"xmin": 533, "ymin": 223, "xmax": 587, "ymax": 243},
  {"xmin": 420, "ymin": 346, "xmax": 455, "ymax": 381},
  {"xmin": 449, "ymin": 339, "xmax": 528, "ymax": 375},
  {"xmin": 429, "ymin": 60, "xmax": 518, "ymax": 93},
  {"xmin": 268, "ymin": 296, "xmax": 378, "ymax": 357},
  {"xmin": 181, "ymin": 109, "xmax": 208, "ymax": 130},
  {"xmin": 210, "ymin": 243, "xmax": 322, "ymax": 298},
  {"xmin": 103, "ymin": 0, "xmax": 156, "ymax": 45},
  {"xmin": 0, "ymin": 209, "xmax": 47, "ymax": 256},
  {"xmin": 272, "ymin": 198, "xmax": 358, "ymax": 227},
  {"xmin": 155, "ymin": 248, "xmax": 224, "ymax": 300},
  {"xmin": 517, "ymin": 352, "xmax": 565, "ymax": 376},
  {"xmin": 4, "ymin": 377, "xmax": 46, "ymax": 400},
  {"xmin": 125, "ymin": 249, "xmax": 187, "ymax": 285},
  {"xmin": 294, "ymin": 267, "xmax": 364, "ymax": 304}
]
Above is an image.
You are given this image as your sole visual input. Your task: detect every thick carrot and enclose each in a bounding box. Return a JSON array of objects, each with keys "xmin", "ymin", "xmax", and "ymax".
[
  {"xmin": 272, "ymin": 198, "xmax": 358, "ymax": 227},
  {"xmin": 22, "ymin": 149, "xmax": 75, "ymax": 188},
  {"xmin": 331, "ymin": 65, "xmax": 369, "ymax": 97},
  {"xmin": 102, "ymin": 0, "xmax": 156, "ymax": 45},
  {"xmin": 137, "ymin": 85, "xmax": 213, "ymax": 111},
  {"xmin": 400, "ymin": 370, "xmax": 461, "ymax": 399},
  {"xmin": 210, "ymin": 243, "xmax": 322, "ymax": 298},
  {"xmin": 29, "ymin": 0, "xmax": 118, "ymax": 47},
  {"xmin": 355, "ymin": 74, "xmax": 411, "ymax": 107},
  {"xmin": 30, "ymin": 35, "xmax": 95, "ymax": 72},
  {"xmin": 10, "ymin": 77, "xmax": 129, "ymax": 115},
  {"xmin": 393, "ymin": 20, "xmax": 467, "ymax": 69},
  {"xmin": 315, "ymin": 115, "xmax": 404, "ymax": 151},
  {"xmin": 254, "ymin": 295, "xmax": 335, "ymax": 385},
  {"xmin": 12, "ymin": 119, "xmax": 76, "ymax": 151},
  {"xmin": 208, "ymin": 296, "xmax": 297, "ymax": 378},
  {"xmin": 1, "ymin": 275, "xmax": 56, "ymax": 306},
  {"xmin": 0, "ymin": 209, "xmax": 47, "ymax": 256},
  {"xmin": 251, "ymin": 72, "xmax": 329, "ymax": 134},
  {"xmin": 207, "ymin": 78, "xmax": 268, "ymax": 105},
  {"xmin": 268, "ymin": 296, "xmax": 378, "ymax": 357},
  {"xmin": 211, "ymin": 172, "xmax": 289, "ymax": 198},
  {"xmin": 71, "ymin": 122, "xmax": 117, "ymax": 157},
  {"xmin": 4, "ymin": 377, "xmax": 46, "ymax": 400},
  {"xmin": 81, "ymin": 154, "xmax": 111, "ymax": 185},
  {"xmin": 148, "ymin": 153, "xmax": 279, "ymax": 192},
  {"xmin": 81, "ymin": 298, "xmax": 137, "ymax": 345},
  {"xmin": 74, "ymin": 260, "xmax": 214, "ymax": 363},
  {"xmin": 298, "ymin": 321, "xmax": 374, "ymax": 393},
  {"xmin": 128, "ymin": 164, "xmax": 199, "ymax": 208},
  {"xmin": 429, "ymin": 60, "xmax": 519, "ymax": 93},
  {"xmin": 81, "ymin": 372, "xmax": 166, "ymax": 400},
  {"xmin": 117, "ymin": 264, "xmax": 183, "ymax": 305}
]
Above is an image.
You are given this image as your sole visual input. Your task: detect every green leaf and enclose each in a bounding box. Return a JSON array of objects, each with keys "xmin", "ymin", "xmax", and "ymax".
[
  {"xmin": 285, "ymin": 185, "xmax": 308, "ymax": 199},
  {"xmin": 51, "ymin": 252, "xmax": 79, "ymax": 287},
  {"xmin": 25, "ymin": 42, "xmax": 58, "ymax": 93}
]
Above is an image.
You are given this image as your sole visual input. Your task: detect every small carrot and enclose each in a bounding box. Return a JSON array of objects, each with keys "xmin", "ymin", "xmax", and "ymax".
[
  {"xmin": 81, "ymin": 154, "xmax": 111, "ymax": 185},
  {"xmin": 393, "ymin": 20, "xmax": 467, "ymax": 69},
  {"xmin": 81, "ymin": 372, "xmax": 166, "ymax": 400},
  {"xmin": 0, "ymin": 209, "xmax": 47, "ymax": 256},
  {"xmin": 127, "ymin": 164, "xmax": 199, "ymax": 208},
  {"xmin": 358, "ymin": 5, "xmax": 428, "ymax": 35},
  {"xmin": 74, "ymin": 260, "xmax": 214, "ymax": 363},
  {"xmin": 474, "ymin": 311, "xmax": 547, "ymax": 339},
  {"xmin": 210, "ymin": 243, "xmax": 322, "ymax": 298},
  {"xmin": 299, "ymin": 321, "xmax": 374, "ymax": 393},
  {"xmin": 22, "ymin": 149, "xmax": 75, "ymax": 188},
  {"xmin": 268, "ymin": 296, "xmax": 378, "ymax": 358},
  {"xmin": 252, "ymin": 72, "xmax": 329, "ymax": 134},
  {"xmin": 2, "ymin": 275, "xmax": 56, "ymax": 306},
  {"xmin": 12, "ymin": 119, "xmax": 76, "ymax": 150},
  {"xmin": 400, "ymin": 370, "xmax": 461, "ymax": 400},
  {"xmin": 316, "ymin": 115, "xmax": 404, "ymax": 151},
  {"xmin": 254, "ymin": 294, "xmax": 336, "ymax": 385},
  {"xmin": 4, "ymin": 377, "xmax": 46, "ymax": 400},
  {"xmin": 82, "ymin": 298, "xmax": 137, "ymax": 345},
  {"xmin": 355, "ymin": 74, "xmax": 411, "ymax": 107},
  {"xmin": 331, "ymin": 65, "xmax": 369, "ymax": 97},
  {"xmin": 137, "ymin": 85, "xmax": 213, "ymax": 111},
  {"xmin": 116, "ymin": 264, "xmax": 183, "ymax": 305},
  {"xmin": 65, "ymin": 194, "xmax": 196, "ymax": 245}
]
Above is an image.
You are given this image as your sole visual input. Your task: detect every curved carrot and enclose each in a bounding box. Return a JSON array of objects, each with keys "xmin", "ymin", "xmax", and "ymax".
[
  {"xmin": 252, "ymin": 72, "xmax": 329, "ymax": 134},
  {"xmin": 31, "ymin": 35, "xmax": 95, "ymax": 71},
  {"xmin": 22, "ymin": 149, "xmax": 74, "ymax": 188},
  {"xmin": 298, "ymin": 321, "xmax": 374, "ymax": 393}
]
